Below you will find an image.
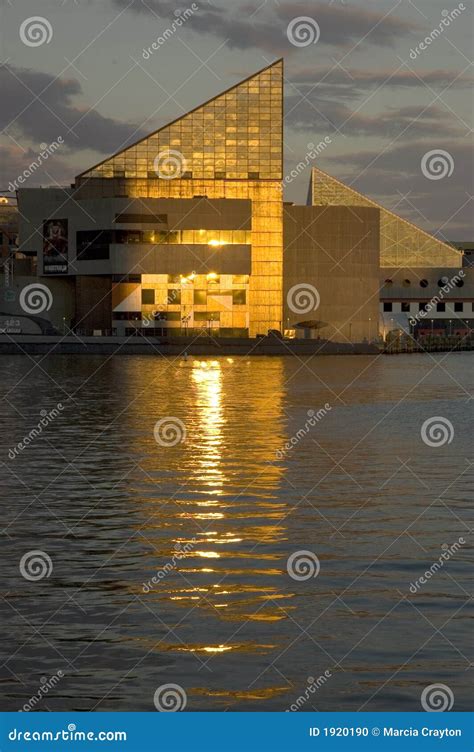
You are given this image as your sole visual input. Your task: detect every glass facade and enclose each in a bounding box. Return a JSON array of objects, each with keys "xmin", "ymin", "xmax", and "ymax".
[
  {"xmin": 78, "ymin": 60, "xmax": 284, "ymax": 336},
  {"xmin": 80, "ymin": 62, "xmax": 282, "ymax": 182},
  {"xmin": 121, "ymin": 273, "xmax": 250, "ymax": 336}
]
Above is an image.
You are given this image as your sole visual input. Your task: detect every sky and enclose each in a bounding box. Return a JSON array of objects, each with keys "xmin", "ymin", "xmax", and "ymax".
[{"xmin": 0, "ymin": 0, "xmax": 472, "ymax": 240}]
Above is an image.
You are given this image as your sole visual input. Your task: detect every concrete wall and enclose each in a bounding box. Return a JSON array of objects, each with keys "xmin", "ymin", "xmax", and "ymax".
[
  {"xmin": 75, "ymin": 275, "xmax": 112, "ymax": 331},
  {"xmin": 17, "ymin": 189, "xmax": 252, "ymax": 277},
  {"xmin": 283, "ymin": 205, "xmax": 380, "ymax": 343},
  {"xmin": 0, "ymin": 274, "xmax": 75, "ymax": 332}
]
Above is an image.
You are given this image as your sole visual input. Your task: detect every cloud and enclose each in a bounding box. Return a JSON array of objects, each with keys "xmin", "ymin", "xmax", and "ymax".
[
  {"xmin": 0, "ymin": 64, "xmax": 147, "ymax": 156},
  {"xmin": 0, "ymin": 144, "xmax": 72, "ymax": 191},
  {"xmin": 112, "ymin": 0, "xmax": 419, "ymax": 53},
  {"xmin": 284, "ymin": 93, "xmax": 465, "ymax": 139},
  {"xmin": 288, "ymin": 66, "xmax": 474, "ymax": 100},
  {"xmin": 274, "ymin": 1, "xmax": 418, "ymax": 48}
]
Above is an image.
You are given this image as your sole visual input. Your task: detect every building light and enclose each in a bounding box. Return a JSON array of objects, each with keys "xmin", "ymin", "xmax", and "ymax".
[
  {"xmin": 181, "ymin": 272, "xmax": 196, "ymax": 283},
  {"xmin": 208, "ymin": 239, "xmax": 227, "ymax": 247},
  {"xmin": 207, "ymin": 272, "xmax": 218, "ymax": 281}
]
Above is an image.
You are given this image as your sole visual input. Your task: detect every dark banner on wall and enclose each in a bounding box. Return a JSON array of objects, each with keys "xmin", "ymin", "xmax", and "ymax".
[{"xmin": 43, "ymin": 218, "xmax": 68, "ymax": 274}]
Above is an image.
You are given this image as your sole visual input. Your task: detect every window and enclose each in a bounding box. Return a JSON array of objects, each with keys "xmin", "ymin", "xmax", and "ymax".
[
  {"xmin": 420, "ymin": 279, "xmax": 428, "ymax": 288},
  {"xmin": 454, "ymin": 278, "xmax": 464, "ymax": 287},
  {"xmin": 141, "ymin": 289, "xmax": 155, "ymax": 305},
  {"xmin": 113, "ymin": 311, "xmax": 142, "ymax": 320},
  {"xmin": 115, "ymin": 230, "xmax": 141, "ymax": 244},
  {"xmin": 384, "ymin": 279, "xmax": 393, "ymax": 286},
  {"xmin": 401, "ymin": 302, "xmax": 410, "ymax": 312},
  {"xmin": 233, "ymin": 275, "xmax": 249, "ymax": 284},
  {"xmin": 167, "ymin": 289, "xmax": 181, "ymax": 305},
  {"xmin": 168, "ymin": 274, "xmax": 181, "ymax": 284},
  {"xmin": 232, "ymin": 289, "xmax": 246, "ymax": 305},
  {"xmin": 402, "ymin": 279, "xmax": 411, "ymax": 287},
  {"xmin": 162, "ymin": 312, "xmax": 181, "ymax": 322},
  {"xmin": 454, "ymin": 302, "xmax": 463, "ymax": 312},
  {"xmin": 112, "ymin": 274, "xmax": 141, "ymax": 283},
  {"xmin": 194, "ymin": 290, "xmax": 207, "ymax": 305},
  {"xmin": 437, "ymin": 302, "xmax": 446, "ymax": 312},
  {"xmin": 194, "ymin": 312, "xmax": 220, "ymax": 321},
  {"xmin": 438, "ymin": 277, "xmax": 449, "ymax": 287},
  {"xmin": 76, "ymin": 230, "xmax": 111, "ymax": 260},
  {"xmin": 383, "ymin": 302, "xmax": 392, "ymax": 312},
  {"xmin": 419, "ymin": 303, "xmax": 426, "ymax": 312}
]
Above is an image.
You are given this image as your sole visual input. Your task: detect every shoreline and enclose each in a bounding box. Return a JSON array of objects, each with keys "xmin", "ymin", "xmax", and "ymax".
[{"xmin": 0, "ymin": 335, "xmax": 380, "ymax": 356}]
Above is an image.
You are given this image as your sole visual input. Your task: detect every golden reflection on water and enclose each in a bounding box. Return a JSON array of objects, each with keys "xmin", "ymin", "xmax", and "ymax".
[
  {"xmin": 135, "ymin": 357, "xmax": 289, "ymax": 701},
  {"xmin": 190, "ymin": 360, "xmax": 226, "ymax": 493}
]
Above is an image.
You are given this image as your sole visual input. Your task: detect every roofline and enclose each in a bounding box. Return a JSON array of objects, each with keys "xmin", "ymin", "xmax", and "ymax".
[
  {"xmin": 310, "ymin": 166, "xmax": 463, "ymax": 259},
  {"xmin": 76, "ymin": 58, "xmax": 284, "ymax": 179}
]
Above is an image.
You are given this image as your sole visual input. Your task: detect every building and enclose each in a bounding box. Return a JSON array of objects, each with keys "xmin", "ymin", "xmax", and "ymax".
[
  {"xmin": 307, "ymin": 166, "xmax": 473, "ymax": 338},
  {"xmin": 380, "ymin": 267, "xmax": 473, "ymax": 337},
  {"xmin": 9, "ymin": 59, "xmax": 469, "ymax": 343}
]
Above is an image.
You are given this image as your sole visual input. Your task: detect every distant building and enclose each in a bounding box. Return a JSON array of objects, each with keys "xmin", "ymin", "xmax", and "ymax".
[{"xmin": 0, "ymin": 197, "xmax": 18, "ymax": 257}]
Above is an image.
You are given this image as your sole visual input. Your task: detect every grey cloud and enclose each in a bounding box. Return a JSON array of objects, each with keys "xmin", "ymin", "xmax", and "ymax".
[
  {"xmin": 0, "ymin": 144, "xmax": 72, "ymax": 190},
  {"xmin": 288, "ymin": 67, "xmax": 473, "ymax": 100},
  {"xmin": 112, "ymin": 0, "xmax": 419, "ymax": 53},
  {"xmin": 0, "ymin": 64, "xmax": 147, "ymax": 155},
  {"xmin": 274, "ymin": 1, "xmax": 419, "ymax": 48},
  {"xmin": 285, "ymin": 93, "xmax": 465, "ymax": 139}
]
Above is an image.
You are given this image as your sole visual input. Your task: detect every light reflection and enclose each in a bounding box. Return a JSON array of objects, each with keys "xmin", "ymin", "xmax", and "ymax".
[
  {"xmin": 196, "ymin": 551, "xmax": 220, "ymax": 558},
  {"xmin": 190, "ymin": 361, "xmax": 226, "ymax": 502}
]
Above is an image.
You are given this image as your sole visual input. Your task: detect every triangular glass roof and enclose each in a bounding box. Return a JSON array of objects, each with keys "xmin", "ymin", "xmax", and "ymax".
[{"xmin": 78, "ymin": 59, "xmax": 283, "ymax": 182}]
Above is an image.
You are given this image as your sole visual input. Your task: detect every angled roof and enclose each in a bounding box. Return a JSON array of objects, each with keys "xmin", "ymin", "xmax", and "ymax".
[
  {"xmin": 310, "ymin": 166, "xmax": 463, "ymax": 268},
  {"xmin": 77, "ymin": 59, "xmax": 283, "ymax": 182}
]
